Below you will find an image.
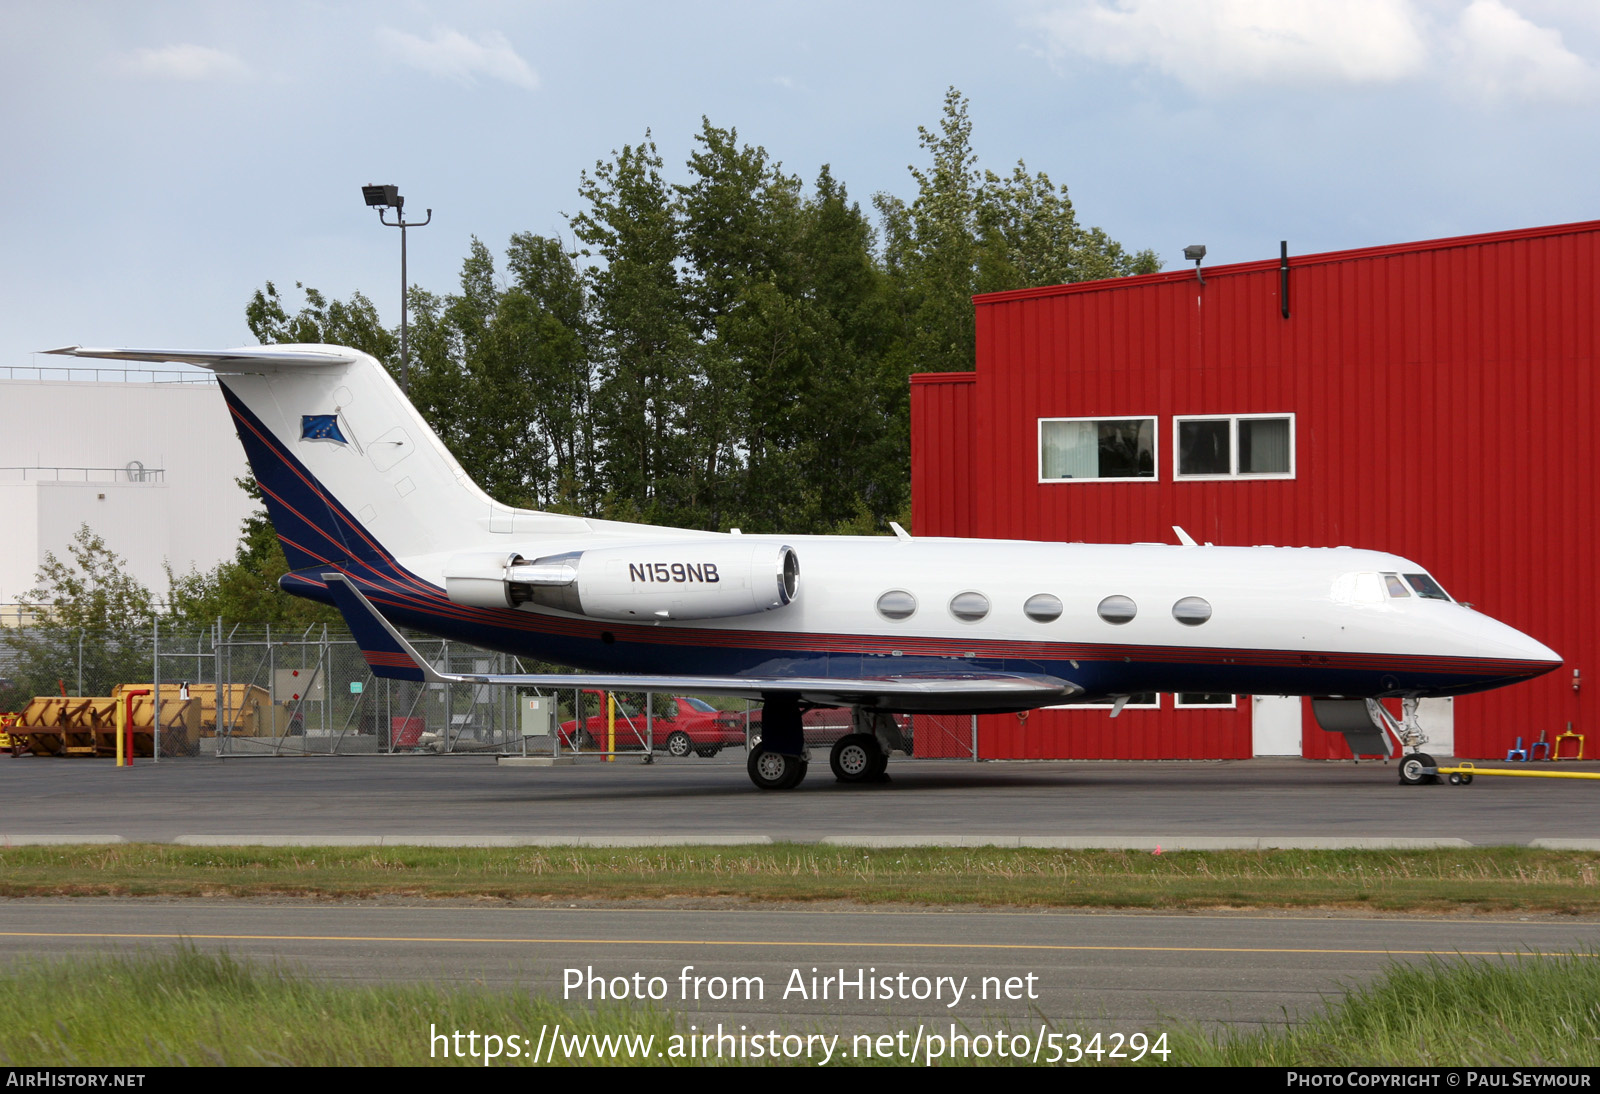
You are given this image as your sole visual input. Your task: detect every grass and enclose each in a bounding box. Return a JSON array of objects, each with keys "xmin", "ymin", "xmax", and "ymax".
[
  {"xmin": 0, "ymin": 948, "xmax": 676, "ymax": 1067},
  {"xmin": 1164, "ymin": 950, "xmax": 1600, "ymax": 1066},
  {"xmin": 2, "ymin": 844, "xmax": 1599, "ymax": 913},
  {"xmin": 2, "ymin": 948, "xmax": 1595, "ymax": 1066}
]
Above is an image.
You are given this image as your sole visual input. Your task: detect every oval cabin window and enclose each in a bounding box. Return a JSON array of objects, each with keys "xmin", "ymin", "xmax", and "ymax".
[
  {"xmin": 1172, "ymin": 596, "xmax": 1212, "ymax": 626},
  {"xmin": 1023, "ymin": 593, "xmax": 1063, "ymax": 623},
  {"xmin": 949, "ymin": 591, "xmax": 991, "ymax": 623},
  {"xmin": 876, "ymin": 590, "xmax": 917, "ymax": 621},
  {"xmin": 1097, "ymin": 595, "xmax": 1137, "ymax": 624}
]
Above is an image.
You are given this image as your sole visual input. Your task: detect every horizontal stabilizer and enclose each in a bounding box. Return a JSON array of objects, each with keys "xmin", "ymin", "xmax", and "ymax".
[
  {"xmin": 321, "ymin": 574, "xmax": 1081, "ymax": 710},
  {"xmin": 43, "ymin": 345, "xmax": 356, "ymax": 371}
]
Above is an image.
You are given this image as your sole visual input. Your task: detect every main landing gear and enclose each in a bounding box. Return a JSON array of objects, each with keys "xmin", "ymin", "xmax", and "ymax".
[{"xmin": 745, "ymin": 700, "xmax": 902, "ymax": 790}]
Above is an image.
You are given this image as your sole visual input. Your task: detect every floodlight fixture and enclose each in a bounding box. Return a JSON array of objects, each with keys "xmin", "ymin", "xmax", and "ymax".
[
  {"xmin": 363, "ymin": 184, "xmax": 402, "ymax": 209},
  {"xmin": 1184, "ymin": 244, "xmax": 1207, "ymax": 286}
]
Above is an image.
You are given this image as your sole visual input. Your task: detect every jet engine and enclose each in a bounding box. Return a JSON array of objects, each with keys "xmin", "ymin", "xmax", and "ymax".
[{"xmin": 443, "ymin": 541, "xmax": 799, "ymax": 621}]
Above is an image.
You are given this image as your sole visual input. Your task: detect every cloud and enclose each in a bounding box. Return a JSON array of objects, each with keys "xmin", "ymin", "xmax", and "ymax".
[
  {"xmin": 125, "ymin": 44, "xmax": 253, "ymax": 82},
  {"xmin": 1033, "ymin": 0, "xmax": 1429, "ymax": 91},
  {"xmin": 377, "ymin": 27, "xmax": 538, "ymax": 90},
  {"xmin": 1450, "ymin": 0, "xmax": 1597, "ymax": 101},
  {"xmin": 1031, "ymin": 0, "xmax": 1596, "ymax": 101}
]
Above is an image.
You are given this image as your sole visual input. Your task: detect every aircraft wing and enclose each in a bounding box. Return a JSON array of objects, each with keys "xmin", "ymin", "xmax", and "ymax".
[{"xmin": 322, "ymin": 574, "xmax": 1080, "ymax": 710}]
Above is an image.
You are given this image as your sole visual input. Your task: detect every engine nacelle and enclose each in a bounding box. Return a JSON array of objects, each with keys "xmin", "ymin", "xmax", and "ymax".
[{"xmin": 442, "ymin": 541, "xmax": 799, "ymax": 621}]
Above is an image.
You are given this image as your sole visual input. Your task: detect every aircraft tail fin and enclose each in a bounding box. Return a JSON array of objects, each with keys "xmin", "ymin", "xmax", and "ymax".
[{"xmin": 44, "ymin": 344, "xmax": 586, "ymax": 572}]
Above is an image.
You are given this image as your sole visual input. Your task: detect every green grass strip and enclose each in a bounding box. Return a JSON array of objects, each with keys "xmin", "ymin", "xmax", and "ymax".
[{"xmin": 2, "ymin": 845, "xmax": 1599, "ymax": 913}]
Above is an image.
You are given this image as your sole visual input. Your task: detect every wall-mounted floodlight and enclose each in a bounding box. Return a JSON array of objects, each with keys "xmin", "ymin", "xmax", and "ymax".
[
  {"xmin": 1184, "ymin": 244, "xmax": 1206, "ymax": 286},
  {"xmin": 360, "ymin": 184, "xmax": 431, "ymax": 393}
]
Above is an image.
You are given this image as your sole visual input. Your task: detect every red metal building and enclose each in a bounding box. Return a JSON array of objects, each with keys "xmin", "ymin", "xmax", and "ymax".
[{"xmin": 910, "ymin": 219, "xmax": 1599, "ymax": 761}]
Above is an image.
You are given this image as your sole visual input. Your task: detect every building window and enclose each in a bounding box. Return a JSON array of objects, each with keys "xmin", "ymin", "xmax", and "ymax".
[
  {"xmin": 1040, "ymin": 417, "xmax": 1157, "ymax": 482},
  {"xmin": 1175, "ymin": 693, "xmax": 1236, "ymax": 708},
  {"xmin": 1174, "ymin": 414, "xmax": 1294, "ymax": 479},
  {"xmin": 1074, "ymin": 693, "xmax": 1162, "ymax": 710}
]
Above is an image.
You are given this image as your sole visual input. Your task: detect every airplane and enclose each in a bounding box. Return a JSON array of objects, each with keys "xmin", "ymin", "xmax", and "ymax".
[{"xmin": 47, "ymin": 343, "xmax": 1561, "ymax": 790}]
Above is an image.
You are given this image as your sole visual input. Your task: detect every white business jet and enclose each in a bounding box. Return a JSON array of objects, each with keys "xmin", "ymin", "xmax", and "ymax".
[{"xmin": 47, "ymin": 344, "xmax": 1560, "ymax": 789}]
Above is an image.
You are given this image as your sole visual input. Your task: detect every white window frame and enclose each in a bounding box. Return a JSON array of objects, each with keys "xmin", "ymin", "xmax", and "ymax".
[
  {"xmin": 1067, "ymin": 693, "xmax": 1163, "ymax": 711},
  {"xmin": 1174, "ymin": 692, "xmax": 1237, "ymax": 709},
  {"xmin": 1038, "ymin": 415, "xmax": 1160, "ymax": 484},
  {"xmin": 1172, "ymin": 413, "xmax": 1295, "ymax": 481}
]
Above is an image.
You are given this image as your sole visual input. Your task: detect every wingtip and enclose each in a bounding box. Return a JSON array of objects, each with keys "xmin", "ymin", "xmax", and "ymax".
[{"xmin": 41, "ymin": 345, "xmax": 82, "ymax": 356}]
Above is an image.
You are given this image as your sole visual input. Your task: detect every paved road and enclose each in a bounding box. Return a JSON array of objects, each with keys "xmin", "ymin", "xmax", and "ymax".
[
  {"xmin": 3, "ymin": 900, "xmax": 1593, "ymax": 1044},
  {"xmin": 2, "ymin": 755, "xmax": 1598, "ymax": 846}
]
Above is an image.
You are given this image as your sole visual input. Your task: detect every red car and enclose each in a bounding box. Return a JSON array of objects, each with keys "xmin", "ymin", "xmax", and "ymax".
[{"xmin": 558, "ymin": 692, "xmax": 744, "ymax": 757}]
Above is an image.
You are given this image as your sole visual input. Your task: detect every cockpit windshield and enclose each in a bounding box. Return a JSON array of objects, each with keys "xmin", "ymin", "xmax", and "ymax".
[{"xmin": 1403, "ymin": 573, "xmax": 1452, "ymax": 601}]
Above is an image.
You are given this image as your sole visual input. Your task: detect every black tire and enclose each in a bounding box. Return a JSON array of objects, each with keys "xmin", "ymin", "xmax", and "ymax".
[
  {"xmin": 575, "ymin": 729, "xmax": 595, "ymax": 750},
  {"xmin": 1449, "ymin": 772, "xmax": 1474, "ymax": 785},
  {"xmin": 694, "ymin": 746, "xmax": 721, "ymax": 758},
  {"xmin": 830, "ymin": 733, "xmax": 879, "ymax": 783},
  {"xmin": 1399, "ymin": 752, "xmax": 1438, "ymax": 785},
  {"xmin": 666, "ymin": 731, "xmax": 692, "ymax": 758},
  {"xmin": 748, "ymin": 746, "xmax": 807, "ymax": 790}
]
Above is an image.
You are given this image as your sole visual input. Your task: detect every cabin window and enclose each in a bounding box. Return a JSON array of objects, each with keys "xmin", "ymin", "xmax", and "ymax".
[
  {"xmin": 1172, "ymin": 596, "xmax": 1212, "ymax": 625},
  {"xmin": 1404, "ymin": 573, "xmax": 1452, "ymax": 601},
  {"xmin": 1176, "ymin": 693, "xmax": 1236, "ymax": 708},
  {"xmin": 1097, "ymin": 595, "xmax": 1138, "ymax": 624},
  {"xmin": 949, "ymin": 591, "xmax": 991, "ymax": 623},
  {"xmin": 1174, "ymin": 414, "xmax": 1294, "ymax": 479},
  {"xmin": 1039, "ymin": 417, "xmax": 1157, "ymax": 482},
  {"xmin": 876, "ymin": 590, "xmax": 917, "ymax": 621},
  {"xmin": 1023, "ymin": 593, "xmax": 1063, "ymax": 623}
]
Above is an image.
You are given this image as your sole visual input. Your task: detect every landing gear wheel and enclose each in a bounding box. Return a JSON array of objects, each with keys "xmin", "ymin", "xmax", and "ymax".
[
  {"xmin": 1399, "ymin": 752, "xmax": 1439, "ymax": 785},
  {"xmin": 665, "ymin": 731, "xmax": 692, "ymax": 758},
  {"xmin": 830, "ymin": 734, "xmax": 880, "ymax": 783},
  {"xmin": 747, "ymin": 746, "xmax": 807, "ymax": 790},
  {"xmin": 1449, "ymin": 772, "xmax": 1473, "ymax": 785}
]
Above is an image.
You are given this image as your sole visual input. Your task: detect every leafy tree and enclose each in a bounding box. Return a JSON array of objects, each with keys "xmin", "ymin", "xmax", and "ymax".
[
  {"xmin": 3, "ymin": 525, "xmax": 156, "ymax": 703},
  {"xmin": 570, "ymin": 133, "xmax": 699, "ymax": 525},
  {"xmin": 246, "ymin": 281, "xmax": 397, "ymax": 364},
  {"xmin": 877, "ymin": 88, "xmax": 1159, "ymax": 376}
]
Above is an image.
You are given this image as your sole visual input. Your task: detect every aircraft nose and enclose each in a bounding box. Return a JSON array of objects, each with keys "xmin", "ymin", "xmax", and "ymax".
[{"xmin": 1479, "ymin": 616, "xmax": 1561, "ymax": 675}]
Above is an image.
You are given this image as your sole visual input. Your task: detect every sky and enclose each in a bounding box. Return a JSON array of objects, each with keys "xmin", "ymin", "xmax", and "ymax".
[{"xmin": 3, "ymin": 0, "xmax": 1596, "ymax": 372}]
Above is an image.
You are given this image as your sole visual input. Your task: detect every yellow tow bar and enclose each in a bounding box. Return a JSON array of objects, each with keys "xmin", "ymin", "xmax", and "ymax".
[{"xmin": 1432, "ymin": 761, "xmax": 1600, "ymax": 785}]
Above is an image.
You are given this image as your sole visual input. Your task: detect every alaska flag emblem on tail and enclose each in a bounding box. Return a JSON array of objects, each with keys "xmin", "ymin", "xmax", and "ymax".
[{"xmin": 300, "ymin": 414, "xmax": 347, "ymax": 444}]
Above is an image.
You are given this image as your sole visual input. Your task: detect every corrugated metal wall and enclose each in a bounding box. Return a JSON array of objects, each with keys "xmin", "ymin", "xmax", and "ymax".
[{"xmin": 911, "ymin": 220, "xmax": 1600, "ymax": 760}]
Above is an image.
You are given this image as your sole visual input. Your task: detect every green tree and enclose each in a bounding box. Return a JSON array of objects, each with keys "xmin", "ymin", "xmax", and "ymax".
[
  {"xmin": 246, "ymin": 281, "xmax": 397, "ymax": 364},
  {"xmin": 877, "ymin": 87, "xmax": 1160, "ymax": 376},
  {"xmin": 4, "ymin": 525, "xmax": 156, "ymax": 703},
  {"xmin": 570, "ymin": 133, "xmax": 699, "ymax": 525}
]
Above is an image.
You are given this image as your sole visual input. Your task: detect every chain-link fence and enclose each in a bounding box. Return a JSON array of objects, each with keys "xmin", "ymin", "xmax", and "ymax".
[{"xmin": 2, "ymin": 620, "xmax": 979, "ymax": 761}]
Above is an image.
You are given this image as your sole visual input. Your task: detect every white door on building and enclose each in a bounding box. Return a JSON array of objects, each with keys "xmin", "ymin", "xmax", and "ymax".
[{"xmin": 1251, "ymin": 695, "xmax": 1303, "ymax": 756}]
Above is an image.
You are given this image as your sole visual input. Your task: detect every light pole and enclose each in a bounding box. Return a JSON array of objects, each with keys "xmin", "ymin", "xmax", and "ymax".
[{"xmin": 362, "ymin": 184, "xmax": 432, "ymax": 393}]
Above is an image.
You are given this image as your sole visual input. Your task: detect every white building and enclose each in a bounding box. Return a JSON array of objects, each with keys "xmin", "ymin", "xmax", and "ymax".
[{"xmin": 0, "ymin": 367, "xmax": 255, "ymax": 616}]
